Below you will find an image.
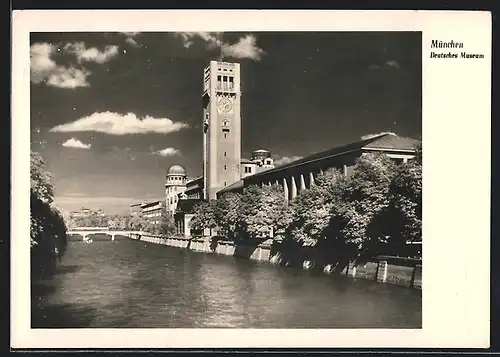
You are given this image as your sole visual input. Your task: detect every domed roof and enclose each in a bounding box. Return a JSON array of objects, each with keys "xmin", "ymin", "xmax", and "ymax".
[{"xmin": 167, "ymin": 164, "xmax": 187, "ymax": 176}]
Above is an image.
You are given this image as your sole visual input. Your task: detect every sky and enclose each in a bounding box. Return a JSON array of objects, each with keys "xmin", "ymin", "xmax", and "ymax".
[{"xmin": 30, "ymin": 31, "xmax": 422, "ymax": 214}]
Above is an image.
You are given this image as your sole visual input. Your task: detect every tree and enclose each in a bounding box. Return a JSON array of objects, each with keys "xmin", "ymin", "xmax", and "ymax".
[
  {"xmin": 30, "ymin": 151, "xmax": 68, "ymax": 280},
  {"xmin": 286, "ymin": 168, "xmax": 346, "ymax": 246},
  {"xmin": 155, "ymin": 205, "xmax": 176, "ymax": 236},
  {"xmin": 367, "ymin": 149, "xmax": 422, "ymax": 254},
  {"xmin": 190, "ymin": 200, "xmax": 217, "ymax": 233},
  {"xmin": 332, "ymin": 153, "xmax": 397, "ymax": 259},
  {"xmin": 213, "ymin": 193, "xmax": 242, "ymax": 240},
  {"xmin": 30, "ymin": 152, "xmax": 54, "ymax": 204}
]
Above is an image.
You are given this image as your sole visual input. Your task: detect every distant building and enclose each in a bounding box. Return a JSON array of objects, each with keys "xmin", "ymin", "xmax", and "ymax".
[
  {"xmin": 140, "ymin": 200, "xmax": 164, "ymax": 225},
  {"xmin": 129, "ymin": 203, "xmax": 142, "ymax": 216},
  {"xmin": 70, "ymin": 207, "xmax": 98, "ymax": 219},
  {"xmin": 165, "ymin": 165, "xmax": 188, "ymax": 216},
  {"xmin": 96, "ymin": 209, "xmax": 105, "ymax": 217}
]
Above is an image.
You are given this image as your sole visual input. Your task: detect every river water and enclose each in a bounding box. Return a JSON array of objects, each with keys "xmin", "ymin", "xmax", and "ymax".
[{"xmin": 31, "ymin": 235, "xmax": 422, "ymax": 329}]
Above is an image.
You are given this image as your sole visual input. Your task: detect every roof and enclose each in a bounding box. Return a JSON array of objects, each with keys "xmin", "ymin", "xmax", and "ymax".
[
  {"xmin": 187, "ymin": 176, "xmax": 203, "ymax": 184},
  {"xmin": 363, "ymin": 134, "xmax": 418, "ymax": 151},
  {"xmin": 217, "ymin": 179, "xmax": 244, "ymax": 195},
  {"xmin": 241, "ymin": 158, "xmax": 255, "ymax": 164},
  {"xmin": 140, "ymin": 200, "xmax": 163, "ymax": 208},
  {"xmin": 247, "ymin": 134, "xmax": 419, "ymax": 179},
  {"xmin": 167, "ymin": 164, "xmax": 187, "ymax": 176},
  {"xmin": 253, "ymin": 149, "xmax": 270, "ymax": 153},
  {"xmin": 176, "ymin": 199, "xmax": 206, "ymax": 214}
]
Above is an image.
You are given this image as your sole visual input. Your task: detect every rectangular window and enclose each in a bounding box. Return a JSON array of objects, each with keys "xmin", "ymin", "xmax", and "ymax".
[
  {"xmin": 229, "ymin": 76, "xmax": 234, "ymax": 90},
  {"xmin": 217, "ymin": 75, "xmax": 222, "ymax": 90},
  {"xmin": 224, "ymin": 151, "xmax": 227, "ymax": 157},
  {"xmin": 223, "ymin": 76, "xmax": 228, "ymax": 91},
  {"xmin": 224, "ymin": 165, "xmax": 227, "ymax": 170},
  {"xmin": 224, "ymin": 181, "xmax": 227, "ymax": 186},
  {"xmin": 224, "ymin": 133, "xmax": 227, "ymax": 139}
]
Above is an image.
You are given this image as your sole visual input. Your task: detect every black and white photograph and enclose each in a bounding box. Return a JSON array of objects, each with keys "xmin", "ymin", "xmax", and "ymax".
[{"xmin": 12, "ymin": 10, "xmax": 491, "ymax": 349}]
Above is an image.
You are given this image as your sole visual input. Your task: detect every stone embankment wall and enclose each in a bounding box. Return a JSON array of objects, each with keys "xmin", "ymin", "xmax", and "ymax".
[{"xmin": 127, "ymin": 233, "xmax": 422, "ymax": 290}]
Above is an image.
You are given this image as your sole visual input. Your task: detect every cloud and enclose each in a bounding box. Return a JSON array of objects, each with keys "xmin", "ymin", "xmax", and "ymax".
[
  {"xmin": 125, "ymin": 37, "xmax": 140, "ymax": 47},
  {"xmin": 49, "ymin": 111, "xmax": 190, "ymax": 135},
  {"xmin": 274, "ymin": 155, "xmax": 303, "ymax": 166},
  {"xmin": 222, "ymin": 35, "xmax": 265, "ymax": 61},
  {"xmin": 154, "ymin": 147, "xmax": 181, "ymax": 156},
  {"xmin": 361, "ymin": 132, "xmax": 397, "ymax": 140},
  {"xmin": 121, "ymin": 32, "xmax": 142, "ymax": 47},
  {"xmin": 176, "ymin": 32, "xmax": 265, "ymax": 61},
  {"xmin": 61, "ymin": 138, "xmax": 92, "ymax": 149},
  {"xmin": 30, "ymin": 42, "xmax": 90, "ymax": 88},
  {"xmin": 177, "ymin": 32, "xmax": 220, "ymax": 49},
  {"xmin": 385, "ymin": 60, "xmax": 400, "ymax": 68},
  {"xmin": 64, "ymin": 42, "xmax": 119, "ymax": 64},
  {"xmin": 369, "ymin": 60, "xmax": 401, "ymax": 70}
]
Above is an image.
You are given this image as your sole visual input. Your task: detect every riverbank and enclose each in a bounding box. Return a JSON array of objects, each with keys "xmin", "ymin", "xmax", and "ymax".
[{"xmin": 126, "ymin": 233, "xmax": 422, "ymax": 290}]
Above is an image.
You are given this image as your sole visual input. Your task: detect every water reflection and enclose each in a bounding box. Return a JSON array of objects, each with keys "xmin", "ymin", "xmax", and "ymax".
[{"xmin": 32, "ymin": 237, "xmax": 422, "ymax": 328}]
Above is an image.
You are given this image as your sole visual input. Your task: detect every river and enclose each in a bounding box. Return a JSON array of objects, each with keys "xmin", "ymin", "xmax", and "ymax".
[{"xmin": 31, "ymin": 235, "xmax": 422, "ymax": 329}]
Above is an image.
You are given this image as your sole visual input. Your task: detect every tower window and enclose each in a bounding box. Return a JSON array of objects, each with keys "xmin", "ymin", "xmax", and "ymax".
[
  {"xmin": 223, "ymin": 76, "xmax": 228, "ymax": 90},
  {"xmin": 224, "ymin": 181, "xmax": 227, "ymax": 186},
  {"xmin": 224, "ymin": 151, "xmax": 227, "ymax": 157},
  {"xmin": 224, "ymin": 133, "xmax": 227, "ymax": 139},
  {"xmin": 224, "ymin": 165, "xmax": 227, "ymax": 170}
]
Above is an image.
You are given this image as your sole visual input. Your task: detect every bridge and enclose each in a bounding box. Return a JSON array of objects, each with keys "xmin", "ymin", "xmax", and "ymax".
[{"xmin": 67, "ymin": 227, "xmax": 146, "ymax": 241}]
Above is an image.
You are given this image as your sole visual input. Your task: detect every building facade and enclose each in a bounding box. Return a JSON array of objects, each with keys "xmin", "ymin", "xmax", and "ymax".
[
  {"xmin": 240, "ymin": 133, "xmax": 418, "ymax": 202},
  {"xmin": 165, "ymin": 164, "xmax": 188, "ymax": 216},
  {"xmin": 129, "ymin": 203, "xmax": 143, "ymax": 216},
  {"xmin": 202, "ymin": 61, "xmax": 242, "ymax": 201},
  {"xmin": 70, "ymin": 207, "xmax": 105, "ymax": 219},
  {"xmin": 140, "ymin": 200, "xmax": 164, "ymax": 225}
]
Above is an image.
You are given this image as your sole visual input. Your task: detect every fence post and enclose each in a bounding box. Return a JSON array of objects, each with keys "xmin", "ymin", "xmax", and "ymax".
[
  {"xmin": 347, "ymin": 263, "xmax": 356, "ymax": 277},
  {"xmin": 376, "ymin": 260, "xmax": 388, "ymax": 283},
  {"xmin": 411, "ymin": 264, "xmax": 422, "ymax": 289}
]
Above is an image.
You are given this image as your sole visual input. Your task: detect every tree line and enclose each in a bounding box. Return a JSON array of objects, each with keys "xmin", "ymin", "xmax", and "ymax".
[
  {"xmin": 30, "ymin": 151, "xmax": 68, "ymax": 281},
  {"xmin": 66, "ymin": 207, "xmax": 175, "ymax": 236},
  {"xmin": 190, "ymin": 147, "xmax": 422, "ymax": 269}
]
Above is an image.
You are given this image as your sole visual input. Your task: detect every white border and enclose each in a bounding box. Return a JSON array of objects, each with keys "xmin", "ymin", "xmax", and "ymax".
[{"xmin": 11, "ymin": 10, "xmax": 491, "ymax": 349}]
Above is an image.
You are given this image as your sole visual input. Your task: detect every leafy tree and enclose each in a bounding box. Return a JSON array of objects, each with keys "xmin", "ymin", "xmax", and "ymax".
[
  {"xmin": 189, "ymin": 200, "xmax": 218, "ymax": 233},
  {"xmin": 332, "ymin": 153, "xmax": 397, "ymax": 260},
  {"xmin": 367, "ymin": 149, "xmax": 422, "ymax": 254},
  {"xmin": 236, "ymin": 185, "xmax": 268, "ymax": 239},
  {"xmin": 155, "ymin": 205, "xmax": 176, "ymax": 236},
  {"xmin": 213, "ymin": 193, "xmax": 242, "ymax": 240},
  {"xmin": 30, "ymin": 152, "xmax": 54, "ymax": 204},
  {"xmin": 30, "ymin": 151, "xmax": 68, "ymax": 280},
  {"xmin": 291, "ymin": 169, "xmax": 346, "ymax": 245},
  {"xmin": 128, "ymin": 214, "xmax": 148, "ymax": 231}
]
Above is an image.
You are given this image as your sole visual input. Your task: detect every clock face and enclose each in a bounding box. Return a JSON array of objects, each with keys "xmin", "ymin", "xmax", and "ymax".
[{"xmin": 218, "ymin": 97, "xmax": 233, "ymax": 113}]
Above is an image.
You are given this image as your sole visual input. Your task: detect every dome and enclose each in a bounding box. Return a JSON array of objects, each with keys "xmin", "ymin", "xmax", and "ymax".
[{"xmin": 167, "ymin": 164, "xmax": 187, "ymax": 176}]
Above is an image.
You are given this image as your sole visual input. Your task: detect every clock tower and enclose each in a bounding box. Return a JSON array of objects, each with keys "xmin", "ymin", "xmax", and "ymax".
[{"xmin": 202, "ymin": 60, "xmax": 242, "ymax": 201}]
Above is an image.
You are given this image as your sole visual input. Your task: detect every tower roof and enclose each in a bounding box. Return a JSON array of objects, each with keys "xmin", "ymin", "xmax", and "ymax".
[{"xmin": 167, "ymin": 164, "xmax": 187, "ymax": 176}]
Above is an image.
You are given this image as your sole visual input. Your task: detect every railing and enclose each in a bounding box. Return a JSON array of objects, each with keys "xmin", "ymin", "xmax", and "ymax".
[{"xmin": 69, "ymin": 227, "xmax": 110, "ymax": 231}]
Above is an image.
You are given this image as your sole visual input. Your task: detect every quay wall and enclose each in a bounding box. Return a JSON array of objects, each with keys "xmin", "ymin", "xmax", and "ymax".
[{"xmin": 125, "ymin": 232, "xmax": 422, "ymax": 290}]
